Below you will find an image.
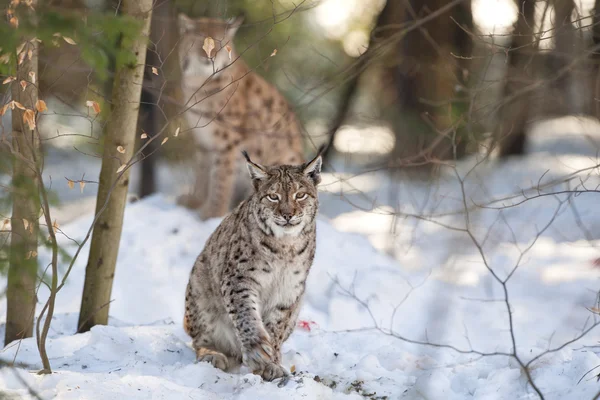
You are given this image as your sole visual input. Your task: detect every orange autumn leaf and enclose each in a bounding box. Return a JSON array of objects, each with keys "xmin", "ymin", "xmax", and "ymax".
[
  {"xmin": 22, "ymin": 109, "xmax": 36, "ymax": 130},
  {"xmin": 86, "ymin": 100, "xmax": 101, "ymax": 114},
  {"xmin": 35, "ymin": 100, "xmax": 47, "ymax": 112}
]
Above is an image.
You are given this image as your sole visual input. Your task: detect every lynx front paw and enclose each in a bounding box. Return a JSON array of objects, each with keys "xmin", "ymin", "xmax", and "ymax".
[
  {"xmin": 257, "ymin": 362, "xmax": 288, "ymax": 382},
  {"xmin": 242, "ymin": 333, "xmax": 276, "ymax": 371},
  {"xmin": 196, "ymin": 348, "xmax": 229, "ymax": 371}
]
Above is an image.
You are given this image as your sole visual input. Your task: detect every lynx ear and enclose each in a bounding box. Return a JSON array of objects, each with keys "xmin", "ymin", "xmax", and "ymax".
[
  {"xmin": 226, "ymin": 14, "xmax": 244, "ymax": 37},
  {"xmin": 302, "ymin": 146, "xmax": 324, "ymax": 186},
  {"xmin": 178, "ymin": 13, "xmax": 194, "ymax": 35},
  {"xmin": 242, "ymin": 151, "xmax": 268, "ymax": 189}
]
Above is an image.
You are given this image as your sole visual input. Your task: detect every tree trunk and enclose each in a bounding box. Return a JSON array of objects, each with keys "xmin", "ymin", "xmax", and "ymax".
[
  {"xmin": 495, "ymin": 0, "xmax": 535, "ymax": 158},
  {"xmin": 5, "ymin": 39, "xmax": 40, "ymax": 345},
  {"xmin": 139, "ymin": 0, "xmax": 174, "ymax": 197},
  {"xmin": 320, "ymin": 0, "xmax": 399, "ymax": 170},
  {"xmin": 553, "ymin": 0, "xmax": 577, "ymax": 114},
  {"xmin": 592, "ymin": 0, "xmax": 600, "ymax": 118},
  {"xmin": 391, "ymin": 0, "xmax": 473, "ymax": 163},
  {"xmin": 78, "ymin": 0, "xmax": 153, "ymax": 333}
]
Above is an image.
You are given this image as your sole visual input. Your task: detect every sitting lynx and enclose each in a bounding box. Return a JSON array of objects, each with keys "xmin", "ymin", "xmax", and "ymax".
[
  {"xmin": 183, "ymin": 149, "xmax": 322, "ymax": 381},
  {"xmin": 177, "ymin": 14, "xmax": 305, "ymax": 220}
]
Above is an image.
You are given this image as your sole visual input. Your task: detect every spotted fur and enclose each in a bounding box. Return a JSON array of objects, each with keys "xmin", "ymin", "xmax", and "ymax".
[
  {"xmin": 177, "ymin": 14, "xmax": 305, "ymax": 220},
  {"xmin": 183, "ymin": 150, "xmax": 322, "ymax": 381}
]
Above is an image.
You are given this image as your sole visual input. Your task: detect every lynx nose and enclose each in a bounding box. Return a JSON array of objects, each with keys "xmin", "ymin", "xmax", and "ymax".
[{"xmin": 281, "ymin": 212, "xmax": 292, "ymax": 222}]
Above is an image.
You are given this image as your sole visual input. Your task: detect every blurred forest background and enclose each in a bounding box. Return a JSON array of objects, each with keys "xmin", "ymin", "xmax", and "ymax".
[{"xmin": 2, "ymin": 0, "xmax": 600, "ymax": 376}]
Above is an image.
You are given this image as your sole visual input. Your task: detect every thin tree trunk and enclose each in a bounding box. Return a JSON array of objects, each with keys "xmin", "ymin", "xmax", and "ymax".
[
  {"xmin": 6, "ymin": 39, "xmax": 40, "ymax": 345},
  {"xmin": 553, "ymin": 0, "xmax": 577, "ymax": 114},
  {"xmin": 320, "ymin": 0, "xmax": 397, "ymax": 170},
  {"xmin": 592, "ymin": 0, "xmax": 600, "ymax": 118},
  {"xmin": 139, "ymin": 0, "xmax": 173, "ymax": 197},
  {"xmin": 78, "ymin": 0, "xmax": 153, "ymax": 333},
  {"xmin": 495, "ymin": 0, "xmax": 535, "ymax": 157}
]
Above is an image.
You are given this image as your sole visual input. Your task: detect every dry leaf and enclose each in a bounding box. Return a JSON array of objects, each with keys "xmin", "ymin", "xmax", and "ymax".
[
  {"xmin": 67, "ymin": 179, "xmax": 74, "ymax": 189},
  {"xmin": 22, "ymin": 218, "xmax": 29, "ymax": 231},
  {"xmin": 16, "ymin": 42, "xmax": 26, "ymax": 56},
  {"xmin": 174, "ymin": 127, "xmax": 180, "ymax": 137},
  {"xmin": 116, "ymin": 164, "xmax": 126, "ymax": 173},
  {"xmin": 79, "ymin": 181, "xmax": 85, "ymax": 193},
  {"xmin": 0, "ymin": 54, "xmax": 10, "ymax": 64},
  {"xmin": 63, "ymin": 37, "xmax": 77, "ymax": 45},
  {"xmin": 290, "ymin": 365, "xmax": 296, "ymax": 374},
  {"xmin": 52, "ymin": 219, "xmax": 59, "ymax": 233},
  {"xmin": 161, "ymin": 137, "xmax": 169, "ymax": 145},
  {"xmin": 86, "ymin": 100, "xmax": 101, "ymax": 114},
  {"xmin": 0, "ymin": 104, "xmax": 9, "ymax": 116},
  {"xmin": 25, "ymin": 250, "xmax": 33, "ymax": 260},
  {"xmin": 22, "ymin": 109, "xmax": 36, "ymax": 130},
  {"xmin": 117, "ymin": 145, "xmax": 125, "ymax": 154},
  {"xmin": 13, "ymin": 101, "xmax": 25, "ymax": 110},
  {"xmin": 27, "ymin": 49, "xmax": 32, "ymax": 61},
  {"xmin": 270, "ymin": 49, "xmax": 277, "ymax": 57},
  {"xmin": 225, "ymin": 45, "xmax": 232, "ymax": 61},
  {"xmin": 9, "ymin": 17, "xmax": 18, "ymax": 28},
  {"xmin": 2, "ymin": 76, "xmax": 15, "ymax": 84},
  {"xmin": 35, "ymin": 99, "xmax": 47, "ymax": 112},
  {"xmin": 141, "ymin": 132, "xmax": 148, "ymax": 139},
  {"xmin": 151, "ymin": 67, "xmax": 158, "ymax": 75},
  {"xmin": 10, "ymin": 0, "xmax": 20, "ymax": 7},
  {"xmin": 19, "ymin": 80, "xmax": 27, "ymax": 91},
  {"xmin": 28, "ymin": 71, "xmax": 35, "ymax": 84},
  {"xmin": 31, "ymin": 250, "xmax": 37, "ymax": 257},
  {"xmin": 52, "ymin": 33, "xmax": 61, "ymax": 38},
  {"xmin": 202, "ymin": 37, "xmax": 215, "ymax": 58},
  {"xmin": 17, "ymin": 51, "xmax": 26, "ymax": 65}
]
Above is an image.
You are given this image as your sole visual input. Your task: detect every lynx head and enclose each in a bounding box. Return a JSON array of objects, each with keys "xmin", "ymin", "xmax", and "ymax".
[
  {"xmin": 177, "ymin": 14, "xmax": 243, "ymax": 79},
  {"xmin": 243, "ymin": 149, "xmax": 323, "ymax": 237}
]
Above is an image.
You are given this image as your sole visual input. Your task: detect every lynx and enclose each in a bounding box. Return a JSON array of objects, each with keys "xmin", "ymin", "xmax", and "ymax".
[
  {"xmin": 177, "ymin": 14, "xmax": 305, "ymax": 220},
  {"xmin": 183, "ymin": 149, "xmax": 322, "ymax": 381}
]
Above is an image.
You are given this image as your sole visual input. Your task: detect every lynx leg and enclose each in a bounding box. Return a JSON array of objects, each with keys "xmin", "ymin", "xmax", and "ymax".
[
  {"xmin": 177, "ymin": 151, "xmax": 212, "ymax": 210},
  {"xmin": 263, "ymin": 301, "xmax": 301, "ymax": 364},
  {"xmin": 199, "ymin": 147, "xmax": 237, "ymax": 219}
]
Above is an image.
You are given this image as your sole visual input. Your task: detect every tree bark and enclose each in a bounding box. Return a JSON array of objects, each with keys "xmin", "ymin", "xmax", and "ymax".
[
  {"xmin": 139, "ymin": 0, "xmax": 174, "ymax": 197},
  {"xmin": 553, "ymin": 0, "xmax": 577, "ymax": 114},
  {"xmin": 391, "ymin": 0, "xmax": 473, "ymax": 163},
  {"xmin": 78, "ymin": 0, "xmax": 153, "ymax": 333},
  {"xmin": 495, "ymin": 0, "xmax": 535, "ymax": 158},
  {"xmin": 6, "ymin": 39, "xmax": 40, "ymax": 345},
  {"xmin": 592, "ymin": 0, "xmax": 600, "ymax": 118}
]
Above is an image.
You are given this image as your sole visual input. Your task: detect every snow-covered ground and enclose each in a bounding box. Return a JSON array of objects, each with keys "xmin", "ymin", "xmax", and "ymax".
[{"xmin": 1, "ymin": 116, "xmax": 600, "ymax": 399}]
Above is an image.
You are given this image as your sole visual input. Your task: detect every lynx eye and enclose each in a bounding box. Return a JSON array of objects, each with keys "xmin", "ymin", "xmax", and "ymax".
[
  {"xmin": 295, "ymin": 193, "xmax": 308, "ymax": 201},
  {"xmin": 267, "ymin": 194, "xmax": 279, "ymax": 202}
]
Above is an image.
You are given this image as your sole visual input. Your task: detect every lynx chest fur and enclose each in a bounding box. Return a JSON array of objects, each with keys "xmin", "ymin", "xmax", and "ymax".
[
  {"xmin": 177, "ymin": 14, "xmax": 305, "ymax": 220},
  {"xmin": 183, "ymin": 149, "xmax": 322, "ymax": 382}
]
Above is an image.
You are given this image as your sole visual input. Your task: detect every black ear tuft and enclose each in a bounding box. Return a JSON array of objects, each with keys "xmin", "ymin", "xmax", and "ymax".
[
  {"xmin": 242, "ymin": 150, "xmax": 268, "ymax": 190},
  {"xmin": 302, "ymin": 147, "xmax": 323, "ymax": 186},
  {"xmin": 241, "ymin": 150, "xmax": 251, "ymax": 162}
]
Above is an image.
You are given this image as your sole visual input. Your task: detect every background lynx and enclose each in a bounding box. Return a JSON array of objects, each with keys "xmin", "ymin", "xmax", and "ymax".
[
  {"xmin": 177, "ymin": 14, "xmax": 305, "ymax": 220},
  {"xmin": 183, "ymin": 149, "xmax": 322, "ymax": 381}
]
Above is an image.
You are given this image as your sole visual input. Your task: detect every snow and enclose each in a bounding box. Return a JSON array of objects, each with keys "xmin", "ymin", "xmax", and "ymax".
[{"xmin": 1, "ymin": 116, "xmax": 600, "ymax": 398}]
